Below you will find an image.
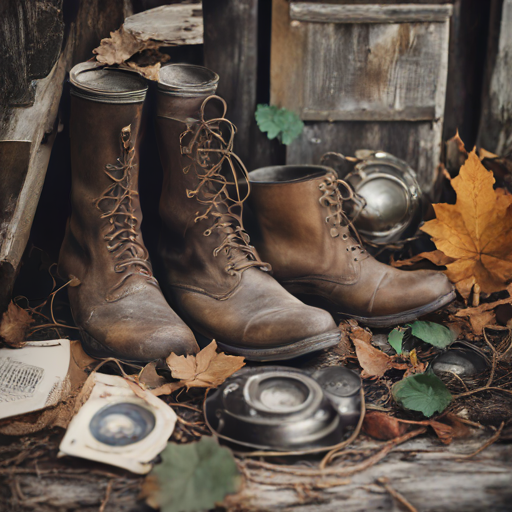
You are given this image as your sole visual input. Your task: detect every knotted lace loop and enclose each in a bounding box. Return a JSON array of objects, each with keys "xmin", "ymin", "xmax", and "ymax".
[
  {"xmin": 319, "ymin": 171, "xmax": 366, "ymax": 258},
  {"xmin": 179, "ymin": 95, "xmax": 271, "ymax": 276},
  {"xmin": 94, "ymin": 125, "xmax": 156, "ymax": 293}
]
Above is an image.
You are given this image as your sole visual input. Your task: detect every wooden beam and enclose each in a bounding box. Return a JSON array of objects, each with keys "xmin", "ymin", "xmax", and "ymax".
[
  {"xmin": 302, "ymin": 106, "xmax": 437, "ymax": 122},
  {"xmin": 290, "ymin": 2, "xmax": 453, "ymax": 24}
]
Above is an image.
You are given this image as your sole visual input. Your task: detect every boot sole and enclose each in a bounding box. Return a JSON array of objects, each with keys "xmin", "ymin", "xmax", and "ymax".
[
  {"xmin": 213, "ymin": 330, "xmax": 341, "ymax": 362},
  {"xmin": 292, "ymin": 290, "xmax": 456, "ymax": 328},
  {"xmin": 338, "ymin": 290, "xmax": 457, "ymax": 327}
]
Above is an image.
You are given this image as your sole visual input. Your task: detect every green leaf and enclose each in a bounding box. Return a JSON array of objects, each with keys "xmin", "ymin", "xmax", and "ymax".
[
  {"xmin": 388, "ymin": 328, "xmax": 404, "ymax": 354},
  {"xmin": 152, "ymin": 437, "xmax": 240, "ymax": 512},
  {"xmin": 392, "ymin": 373, "xmax": 452, "ymax": 418},
  {"xmin": 409, "ymin": 321, "xmax": 456, "ymax": 349},
  {"xmin": 255, "ymin": 104, "xmax": 304, "ymax": 145}
]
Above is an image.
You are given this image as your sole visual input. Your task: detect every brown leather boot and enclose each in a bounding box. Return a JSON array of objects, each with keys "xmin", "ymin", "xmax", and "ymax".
[
  {"xmin": 248, "ymin": 165, "xmax": 456, "ymax": 327},
  {"xmin": 154, "ymin": 64, "xmax": 340, "ymax": 361},
  {"xmin": 58, "ymin": 62, "xmax": 198, "ymax": 362}
]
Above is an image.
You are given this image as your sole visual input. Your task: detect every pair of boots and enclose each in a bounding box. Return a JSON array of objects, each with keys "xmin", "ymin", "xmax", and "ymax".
[{"xmin": 59, "ymin": 62, "xmax": 454, "ymax": 363}]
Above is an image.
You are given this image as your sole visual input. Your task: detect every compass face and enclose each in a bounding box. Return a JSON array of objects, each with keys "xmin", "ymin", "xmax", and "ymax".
[{"xmin": 89, "ymin": 402, "xmax": 156, "ymax": 446}]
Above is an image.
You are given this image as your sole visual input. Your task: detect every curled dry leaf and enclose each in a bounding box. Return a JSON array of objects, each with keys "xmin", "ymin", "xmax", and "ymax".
[
  {"xmin": 342, "ymin": 321, "xmax": 407, "ymax": 378},
  {"xmin": 363, "ymin": 411, "xmax": 409, "ymax": 440},
  {"xmin": 152, "ymin": 341, "xmax": 245, "ymax": 396},
  {"xmin": 93, "ymin": 27, "xmax": 161, "ymax": 67},
  {"xmin": 422, "ymin": 150, "xmax": 512, "ymax": 299},
  {"xmin": 445, "ymin": 130, "xmax": 468, "ymax": 176},
  {"xmin": 455, "ymin": 289, "xmax": 512, "ymax": 335},
  {"xmin": 391, "ymin": 250, "xmax": 456, "ymax": 269},
  {"xmin": 0, "ymin": 302, "xmax": 34, "ymax": 348},
  {"xmin": 139, "ymin": 361, "xmax": 167, "ymax": 390}
]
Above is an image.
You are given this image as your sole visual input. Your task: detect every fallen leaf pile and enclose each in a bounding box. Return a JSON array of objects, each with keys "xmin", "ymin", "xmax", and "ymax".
[
  {"xmin": 0, "ymin": 302, "xmax": 33, "ymax": 348},
  {"xmin": 421, "ymin": 149, "xmax": 512, "ymax": 300},
  {"xmin": 151, "ymin": 341, "xmax": 245, "ymax": 397}
]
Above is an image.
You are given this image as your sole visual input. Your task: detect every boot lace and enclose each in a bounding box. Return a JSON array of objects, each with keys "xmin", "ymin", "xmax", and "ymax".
[
  {"xmin": 319, "ymin": 171, "xmax": 367, "ymax": 262},
  {"xmin": 178, "ymin": 95, "xmax": 271, "ymax": 276},
  {"xmin": 94, "ymin": 125, "xmax": 156, "ymax": 292}
]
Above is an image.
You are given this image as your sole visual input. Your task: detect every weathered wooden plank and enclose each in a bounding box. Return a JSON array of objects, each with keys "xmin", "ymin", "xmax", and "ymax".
[
  {"xmin": 442, "ymin": 0, "xmax": 491, "ymax": 146},
  {"xmin": 286, "ymin": 120, "xmax": 443, "ymax": 192},
  {"xmin": 229, "ymin": 436, "xmax": 512, "ymax": 512},
  {"xmin": 124, "ymin": 3, "xmax": 203, "ymax": 46},
  {"xmin": 0, "ymin": 51, "xmax": 71, "ymax": 315},
  {"xmin": 478, "ymin": 0, "xmax": 512, "ymax": 155},
  {"xmin": 290, "ymin": 2, "xmax": 453, "ymax": 24},
  {"xmin": 302, "ymin": 106, "xmax": 436, "ymax": 122},
  {"xmin": 271, "ymin": 0, "xmax": 308, "ymax": 117},
  {"xmin": 203, "ymin": 0, "xmax": 258, "ymax": 165},
  {"xmin": 0, "ymin": 0, "xmax": 64, "ymax": 107},
  {"xmin": 301, "ymin": 20, "xmax": 449, "ymax": 121}
]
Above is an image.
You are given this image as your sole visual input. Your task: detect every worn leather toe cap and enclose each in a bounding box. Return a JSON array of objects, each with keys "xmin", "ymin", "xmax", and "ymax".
[{"xmin": 242, "ymin": 304, "xmax": 337, "ymax": 348}]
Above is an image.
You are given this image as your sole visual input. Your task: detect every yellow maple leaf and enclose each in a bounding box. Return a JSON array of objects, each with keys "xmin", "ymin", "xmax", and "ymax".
[{"xmin": 421, "ymin": 150, "xmax": 512, "ymax": 299}]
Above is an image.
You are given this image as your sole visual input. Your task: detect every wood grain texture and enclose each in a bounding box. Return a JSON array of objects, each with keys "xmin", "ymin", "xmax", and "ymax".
[
  {"xmin": 478, "ymin": 0, "xmax": 512, "ymax": 155},
  {"xmin": 0, "ymin": 0, "xmax": 64, "ymax": 107},
  {"xmin": 286, "ymin": 120, "xmax": 443, "ymax": 192},
  {"xmin": 231, "ymin": 436, "xmax": 512, "ymax": 511},
  {"xmin": 124, "ymin": 3, "xmax": 203, "ymax": 46},
  {"xmin": 290, "ymin": 2, "xmax": 453, "ymax": 23},
  {"xmin": 301, "ymin": 21, "xmax": 450, "ymax": 121},
  {"xmin": 203, "ymin": 0, "xmax": 258, "ymax": 164}
]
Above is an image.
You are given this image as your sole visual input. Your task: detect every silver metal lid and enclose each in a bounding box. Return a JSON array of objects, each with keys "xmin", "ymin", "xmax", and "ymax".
[
  {"xmin": 158, "ymin": 63, "xmax": 219, "ymax": 97},
  {"xmin": 69, "ymin": 62, "xmax": 148, "ymax": 104}
]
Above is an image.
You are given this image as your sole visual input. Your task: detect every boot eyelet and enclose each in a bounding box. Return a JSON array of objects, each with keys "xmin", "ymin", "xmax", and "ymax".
[
  {"xmin": 342, "ymin": 234, "xmax": 348, "ymax": 240},
  {"xmin": 346, "ymin": 248, "xmax": 350, "ymax": 252},
  {"xmin": 354, "ymin": 258, "xmax": 358, "ymax": 262}
]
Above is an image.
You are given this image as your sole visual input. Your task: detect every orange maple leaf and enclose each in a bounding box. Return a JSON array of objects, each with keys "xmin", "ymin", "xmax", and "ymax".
[{"xmin": 421, "ymin": 150, "xmax": 512, "ymax": 299}]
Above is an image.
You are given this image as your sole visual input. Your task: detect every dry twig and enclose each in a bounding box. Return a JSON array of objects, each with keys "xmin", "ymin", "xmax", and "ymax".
[
  {"xmin": 377, "ymin": 477, "xmax": 418, "ymax": 512},
  {"xmin": 457, "ymin": 421, "xmax": 505, "ymax": 460}
]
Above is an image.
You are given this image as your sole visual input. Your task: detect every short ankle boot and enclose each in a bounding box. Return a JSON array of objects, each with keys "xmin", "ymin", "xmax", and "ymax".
[
  {"xmin": 248, "ymin": 165, "xmax": 456, "ymax": 327},
  {"xmin": 58, "ymin": 62, "xmax": 198, "ymax": 362},
  {"xmin": 154, "ymin": 64, "xmax": 340, "ymax": 361}
]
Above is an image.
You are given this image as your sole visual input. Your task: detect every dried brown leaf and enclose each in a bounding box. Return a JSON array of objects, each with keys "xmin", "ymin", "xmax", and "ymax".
[
  {"xmin": 121, "ymin": 61, "xmax": 161, "ymax": 81},
  {"xmin": 445, "ymin": 130, "xmax": 468, "ymax": 175},
  {"xmin": 0, "ymin": 302, "xmax": 34, "ymax": 348},
  {"xmin": 455, "ymin": 293, "xmax": 512, "ymax": 334},
  {"xmin": 363, "ymin": 412, "xmax": 409, "ymax": 440},
  {"xmin": 166, "ymin": 341, "xmax": 245, "ymax": 390},
  {"xmin": 352, "ymin": 338, "xmax": 393, "ymax": 378},
  {"xmin": 391, "ymin": 250, "xmax": 456, "ymax": 269},
  {"xmin": 139, "ymin": 361, "xmax": 167, "ymax": 389},
  {"xmin": 422, "ymin": 149, "xmax": 512, "ymax": 299}
]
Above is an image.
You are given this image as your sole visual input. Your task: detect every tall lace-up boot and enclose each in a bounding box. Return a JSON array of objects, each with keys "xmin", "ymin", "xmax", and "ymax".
[
  {"xmin": 248, "ymin": 165, "xmax": 456, "ymax": 327},
  {"xmin": 155, "ymin": 64, "xmax": 340, "ymax": 361},
  {"xmin": 58, "ymin": 62, "xmax": 198, "ymax": 362}
]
